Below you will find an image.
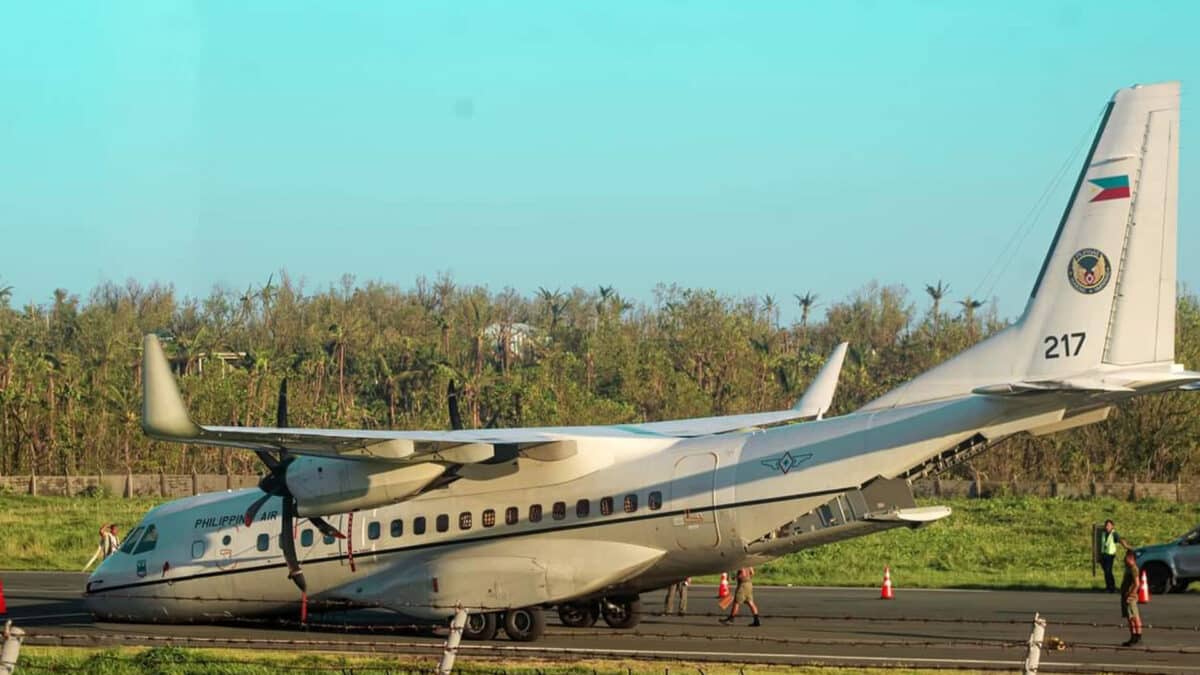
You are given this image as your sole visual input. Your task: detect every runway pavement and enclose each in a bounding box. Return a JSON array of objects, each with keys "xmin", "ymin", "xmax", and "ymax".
[{"xmin": 3, "ymin": 571, "xmax": 1199, "ymax": 672}]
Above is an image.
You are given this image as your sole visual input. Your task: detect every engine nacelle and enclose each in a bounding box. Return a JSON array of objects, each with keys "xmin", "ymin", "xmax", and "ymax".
[{"xmin": 286, "ymin": 455, "xmax": 446, "ymax": 516}]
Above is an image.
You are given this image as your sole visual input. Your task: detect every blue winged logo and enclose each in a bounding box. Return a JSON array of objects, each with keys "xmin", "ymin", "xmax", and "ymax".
[{"xmin": 761, "ymin": 450, "xmax": 813, "ymax": 475}]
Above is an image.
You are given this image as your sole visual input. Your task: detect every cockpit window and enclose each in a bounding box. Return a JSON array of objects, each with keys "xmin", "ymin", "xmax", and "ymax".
[
  {"xmin": 132, "ymin": 524, "xmax": 158, "ymax": 555},
  {"xmin": 119, "ymin": 526, "xmax": 145, "ymax": 554}
]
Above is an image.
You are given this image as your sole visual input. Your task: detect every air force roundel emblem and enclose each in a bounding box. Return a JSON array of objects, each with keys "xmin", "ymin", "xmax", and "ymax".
[
  {"xmin": 1067, "ymin": 248, "xmax": 1111, "ymax": 295},
  {"xmin": 761, "ymin": 450, "xmax": 813, "ymax": 474}
]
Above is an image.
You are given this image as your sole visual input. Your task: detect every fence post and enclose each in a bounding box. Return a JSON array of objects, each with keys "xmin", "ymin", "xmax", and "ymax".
[
  {"xmin": 1, "ymin": 620, "xmax": 26, "ymax": 675},
  {"xmin": 191, "ymin": 471, "xmax": 199, "ymax": 496},
  {"xmin": 437, "ymin": 606, "xmax": 468, "ymax": 675},
  {"xmin": 27, "ymin": 474, "xmax": 36, "ymax": 497},
  {"xmin": 1022, "ymin": 612, "xmax": 1046, "ymax": 675},
  {"xmin": 159, "ymin": 471, "xmax": 167, "ymax": 498},
  {"xmin": 123, "ymin": 472, "xmax": 133, "ymax": 499}
]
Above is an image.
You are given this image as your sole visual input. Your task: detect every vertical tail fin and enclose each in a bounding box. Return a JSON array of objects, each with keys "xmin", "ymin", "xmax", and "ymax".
[{"xmin": 866, "ymin": 82, "xmax": 1180, "ymax": 409}]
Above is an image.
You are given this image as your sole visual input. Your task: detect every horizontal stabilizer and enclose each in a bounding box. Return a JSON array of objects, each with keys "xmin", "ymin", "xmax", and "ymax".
[{"xmin": 973, "ymin": 379, "xmax": 1134, "ymax": 396}]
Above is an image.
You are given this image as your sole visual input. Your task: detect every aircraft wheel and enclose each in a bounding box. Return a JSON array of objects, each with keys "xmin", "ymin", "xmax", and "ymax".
[
  {"xmin": 557, "ymin": 601, "xmax": 599, "ymax": 628},
  {"xmin": 601, "ymin": 596, "xmax": 642, "ymax": 629},
  {"xmin": 503, "ymin": 607, "xmax": 546, "ymax": 642},
  {"xmin": 461, "ymin": 612, "xmax": 498, "ymax": 641}
]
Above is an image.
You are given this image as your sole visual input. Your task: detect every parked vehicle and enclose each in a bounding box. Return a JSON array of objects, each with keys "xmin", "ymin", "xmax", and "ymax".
[{"xmin": 1134, "ymin": 525, "xmax": 1200, "ymax": 594}]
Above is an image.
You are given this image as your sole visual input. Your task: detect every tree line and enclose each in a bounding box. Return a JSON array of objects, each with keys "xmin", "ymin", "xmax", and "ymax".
[{"xmin": 0, "ymin": 274, "xmax": 1197, "ymax": 482}]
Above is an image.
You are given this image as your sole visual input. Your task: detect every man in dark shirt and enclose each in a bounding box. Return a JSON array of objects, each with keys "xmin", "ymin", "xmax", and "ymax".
[{"xmin": 1119, "ymin": 550, "xmax": 1143, "ymax": 646}]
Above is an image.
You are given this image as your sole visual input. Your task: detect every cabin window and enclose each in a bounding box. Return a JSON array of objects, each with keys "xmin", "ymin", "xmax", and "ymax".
[
  {"xmin": 649, "ymin": 491, "xmax": 663, "ymax": 511},
  {"xmin": 414, "ymin": 517, "xmax": 427, "ymax": 535},
  {"xmin": 221, "ymin": 534, "xmax": 232, "ymax": 546},
  {"xmin": 436, "ymin": 514, "xmax": 449, "ymax": 533},
  {"xmin": 256, "ymin": 533, "xmax": 270, "ymax": 552},
  {"xmin": 482, "ymin": 509, "xmax": 496, "ymax": 528},
  {"xmin": 623, "ymin": 494, "xmax": 638, "ymax": 513},
  {"xmin": 323, "ymin": 532, "xmax": 335, "ymax": 545},
  {"xmin": 600, "ymin": 497, "xmax": 614, "ymax": 516},
  {"xmin": 459, "ymin": 512, "xmax": 472, "ymax": 530},
  {"xmin": 576, "ymin": 499, "xmax": 590, "ymax": 518},
  {"xmin": 390, "ymin": 519, "xmax": 403, "ymax": 537},
  {"xmin": 552, "ymin": 501, "xmax": 566, "ymax": 520},
  {"xmin": 191, "ymin": 540, "xmax": 205, "ymax": 559},
  {"xmin": 367, "ymin": 521, "xmax": 381, "ymax": 541},
  {"xmin": 529, "ymin": 504, "xmax": 543, "ymax": 523},
  {"xmin": 505, "ymin": 507, "xmax": 519, "ymax": 525},
  {"xmin": 133, "ymin": 525, "xmax": 159, "ymax": 555},
  {"xmin": 301, "ymin": 529, "xmax": 314, "ymax": 547},
  {"xmin": 119, "ymin": 526, "xmax": 145, "ymax": 554}
]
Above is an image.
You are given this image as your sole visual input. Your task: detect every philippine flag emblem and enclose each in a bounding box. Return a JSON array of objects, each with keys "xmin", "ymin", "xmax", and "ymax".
[{"xmin": 1088, "ymin": 175, "xmax": 1130, "ymax": 202}]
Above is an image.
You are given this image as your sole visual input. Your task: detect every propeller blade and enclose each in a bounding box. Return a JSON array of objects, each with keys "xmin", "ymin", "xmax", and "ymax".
[
  {"xmin": 243, "ymin": 492, "xmax": 271, "ymax": 528},
  {"xmin": 280, "ymin": 498, "xmax": 307, "ymax": 593},
  {"xmin": 254, "ymin": 449, "xmax": 280, "ymax": 472},
  {"xmin": 276, "ymin": 377, "xmax": 289, "ymax": 428},
  {"xmin": 309, "ymin": 516, "xmax": 346, "ymax": 540},
  {"xmin": 447, "ymin": 380, "xmax": 463, "ymax": 431}
]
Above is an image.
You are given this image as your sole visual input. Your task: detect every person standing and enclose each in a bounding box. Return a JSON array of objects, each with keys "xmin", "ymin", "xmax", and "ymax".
[
  {"xmin": 719, "ymin": 567, "xmax": 761, "ymax": 627},
  {"xmin": 1120, "ymin": 550, "xmax": 1144, "ymax": 646},
  {"xmin": 83, "ymin": 524, "xmax": 119, "ymax": 571},
  {"xmin": 662, "ymin": 578, "xmax": 689, "ymax": 616},
  {"xmin": 1099, "ymin": 519, "xmax": 1130, "ymax": 593}
]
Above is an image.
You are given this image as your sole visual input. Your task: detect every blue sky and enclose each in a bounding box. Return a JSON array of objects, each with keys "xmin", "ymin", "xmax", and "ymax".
[{"xmin": 2, "ymin": 1, "xmax": 1197, "ymax": 322}]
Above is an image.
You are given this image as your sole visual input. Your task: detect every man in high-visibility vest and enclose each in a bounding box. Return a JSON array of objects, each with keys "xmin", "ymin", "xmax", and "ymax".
[{"xmin": 1099, "ymin": 519, "xmax": 1131, "ymax": 593}]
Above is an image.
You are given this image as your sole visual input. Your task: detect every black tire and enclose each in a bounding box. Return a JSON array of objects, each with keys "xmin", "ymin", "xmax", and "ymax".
[
  {"xmin": 461, "ymin": 612, "xmax": 498, "ymax": 641},
  {"xmin": 1170, "ymin": 578, "xmax": 1192, "ymax": 594},
  {"xmin": 503, "ymin": 607, "xmax": 546, "ymax": 642},
  {"xmin": 601, "ymin": 596, "xmax": 642, "ymax": 629},
  {"xmin": 557, "ymin": 601, "xmax": 599, "ymax": 628},
  {"xmin": 1143, "ymin": 562, "xmax": 1172, "ymax": 595}
]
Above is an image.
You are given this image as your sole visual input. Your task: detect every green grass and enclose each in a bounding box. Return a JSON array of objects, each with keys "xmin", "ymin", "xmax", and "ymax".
[
  {"xmin": 16, "ymin": 646, "xmax": 980, "ymax": 674},
  {"xmin": 2, "ymin": 493, "xmax": 1198, "ymax": 591},
  {"xmin": 0, "ymin": 493, "xmax": 165, "ymax": 571}
]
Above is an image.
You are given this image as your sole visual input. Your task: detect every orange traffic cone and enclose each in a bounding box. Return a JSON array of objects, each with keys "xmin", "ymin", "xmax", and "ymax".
[
  {"xmin": 0, "ymin": 578, "xmax": 7, "ymax": 614},
  {"xmin": 1138, "ymin": 570, "xmax": 1151, "ymax": 604},
  {"xmin": 717, "ymin": 572, "xmax": 730, "ymax": 599},
  {"xmin": 880, "ymin": 565, "xmax": 894, "ymax": 600}
]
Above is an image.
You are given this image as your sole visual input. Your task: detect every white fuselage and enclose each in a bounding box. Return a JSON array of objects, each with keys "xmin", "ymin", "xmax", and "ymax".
[{"xmin": 85, "ymin": 391, "xmax": 1071, "ymax": 622}]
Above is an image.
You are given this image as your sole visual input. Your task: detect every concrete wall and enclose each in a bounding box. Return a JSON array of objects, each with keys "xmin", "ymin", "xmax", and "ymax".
[
  {"xmin": 1, "ymin": 474, "xmax": 1198, "ymax": 502},
  {"xmin": 0, "ymin": 474, "xmax": 261, "ymax": 498}
]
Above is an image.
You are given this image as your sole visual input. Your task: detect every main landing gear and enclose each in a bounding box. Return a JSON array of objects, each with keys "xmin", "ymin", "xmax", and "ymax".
[
  {"xmin": 557, "ymin": 595, "xmax": 642, "ymax": 630},
  {"xmin": 458, "ymin": 607, "xmax": 545, "ymax": 642}
]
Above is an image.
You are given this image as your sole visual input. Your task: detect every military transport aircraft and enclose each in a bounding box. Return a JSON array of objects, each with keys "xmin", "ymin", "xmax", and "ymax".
[{"xmin": 86, "ymin": 82, "xmax": 1195, "ymax": 648}]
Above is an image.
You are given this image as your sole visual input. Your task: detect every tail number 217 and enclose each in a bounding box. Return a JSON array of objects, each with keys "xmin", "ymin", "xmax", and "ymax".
[{"xmin": 1044, "ymin": 332, "xmax": 1086, "ymax": 359}]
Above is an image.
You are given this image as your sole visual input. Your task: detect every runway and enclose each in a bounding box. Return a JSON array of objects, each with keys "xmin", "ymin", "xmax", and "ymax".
[{"xmin": 4, "ymin": 572, "xmax": 1199, "ymax": 672}]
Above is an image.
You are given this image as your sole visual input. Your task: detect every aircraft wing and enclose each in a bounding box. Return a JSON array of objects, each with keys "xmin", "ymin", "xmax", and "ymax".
[
  {"xmin": 142, "ymin": 335, "xmax": 849, "ymax": 462},
  {"xmin": 142, "ymin": 334, "xmax": 600, "ymax": 464},
  {"xmin": 627, "ymin": 341, "xmax": 848, "ymax": 436}
]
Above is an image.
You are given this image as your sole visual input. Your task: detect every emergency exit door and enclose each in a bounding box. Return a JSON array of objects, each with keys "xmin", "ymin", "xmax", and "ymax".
[{"xmin": 670, "ymin": 453, "xmax": 719, "ymax": 549}]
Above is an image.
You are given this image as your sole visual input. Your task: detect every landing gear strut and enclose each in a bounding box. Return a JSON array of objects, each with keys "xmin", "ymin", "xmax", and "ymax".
[{"xmin": 600, "ymin": 595, "xmax": 642, "ymax": 629}]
